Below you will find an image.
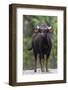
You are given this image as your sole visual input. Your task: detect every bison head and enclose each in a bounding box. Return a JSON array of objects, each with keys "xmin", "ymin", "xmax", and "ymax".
[{"xmin": 33, "ymin": 24, "xmax": 52, "ymax": 34}]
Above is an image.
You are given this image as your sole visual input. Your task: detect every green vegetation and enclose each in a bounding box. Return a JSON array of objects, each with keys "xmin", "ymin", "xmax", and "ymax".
[{"xmin": 23, "ymin": 15, "xmax": 57, "ymax": 70}]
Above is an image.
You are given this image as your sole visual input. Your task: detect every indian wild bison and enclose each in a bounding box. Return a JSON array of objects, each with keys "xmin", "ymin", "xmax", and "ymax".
[{"xmin": 29, "ymin": 24, "xmax": 52, "ymax": 72}]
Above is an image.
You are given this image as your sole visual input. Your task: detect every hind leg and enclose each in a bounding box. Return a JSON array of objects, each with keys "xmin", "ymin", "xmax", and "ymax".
[
  {"xmin": 42, "ymin": 55, "xmax": 45, "ymax": 72},
  {"xmin": 39, "ymin": 54, "xmax": 42, "ymax": 72}
]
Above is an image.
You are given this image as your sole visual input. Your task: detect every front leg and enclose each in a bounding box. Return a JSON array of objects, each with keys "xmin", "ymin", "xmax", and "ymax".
[
  {"xmin": 46, "ymin": 59, "xmax": 48, "ymax": 72},
  {"xmin": 34, "ymin": 54, "xmax": 37, "ymax": 72},
  {"xmin": 39, "ymin": 54, "xmax": 44, "ymax": 72},
  {"xmin": 46, "ymin": 54, "xmax": 50, "ymax": 72}
]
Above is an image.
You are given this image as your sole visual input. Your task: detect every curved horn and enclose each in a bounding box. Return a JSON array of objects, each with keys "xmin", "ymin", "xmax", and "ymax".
[
  {"xmin": 48, "ymin": 26, "xmax": 52, "ymax": 30},
  {"xmin": 37, "ymin": 25, "xmax": 40, "ymax": 29},
  {"xmin": 48, "ymin": 26, "xmax": 52, "ymax": 32}
]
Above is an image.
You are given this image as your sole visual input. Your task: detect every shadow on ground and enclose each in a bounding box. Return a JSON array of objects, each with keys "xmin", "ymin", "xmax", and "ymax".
[{"xmin": 23, "ymin": 68, "xmax": 57, "ymax": 75}]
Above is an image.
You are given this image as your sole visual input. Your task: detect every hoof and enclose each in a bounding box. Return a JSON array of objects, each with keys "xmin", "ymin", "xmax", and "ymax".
[
  {"xmin": 34, "ymin": 70, "xmax": 37, "ymax": 72},
  {"xmin": 41, "ymin": 69, "xmax": 45, "ymax": 72}
]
